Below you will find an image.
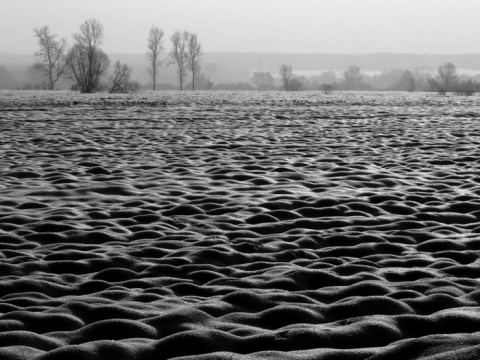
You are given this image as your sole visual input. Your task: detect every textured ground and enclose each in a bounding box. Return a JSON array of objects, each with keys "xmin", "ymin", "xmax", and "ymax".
[{"xmin": 1, "ymin": 90, "xmax": 480, "ymax": 359}]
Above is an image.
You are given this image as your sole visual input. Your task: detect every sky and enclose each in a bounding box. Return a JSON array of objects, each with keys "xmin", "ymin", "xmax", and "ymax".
[{"xmin": 1, "ymin": 0, "xmax": 480, "ymax": 55}]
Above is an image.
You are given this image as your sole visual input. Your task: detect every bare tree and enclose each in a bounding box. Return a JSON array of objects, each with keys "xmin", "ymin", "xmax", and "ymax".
[
  {"xmin": 168, "ymin": 30, "xmax": 189, "ymax": 90},
  {"xmin": 33, "ymin": 26, "xmax": 68, "ymax": 90},
  {"xmin": 427, "ymin": 77, "xmax": 443, "ymax": 94},
  {"xmin": 343, "ymin": 65, "xmax": 362, "ymax": 90},
  {"xmin": 109, "ymin": 61, "xmax": 133, "ymax": 93},
  {"xmin": 436, "ymin": 62, "xmax": 457, "ymax": 92},
  {"xmin": 398, "ymin": 70, "xmax": 415, "ymax": 92},
  {"xmin": 289, "ymin": 78, "xmax": 303, "ymax": 91},
  {"xmin": 186, "ymin": 33, "xmax": 203, "ymax": 90},
  {"xmin": 147, "ymin": 26, "xmax": 164, "ymax": 90},
  {"xmin": 252, "ymin": 71, "xmax": 274, "ymax": 90},
  {"xmin": 455, "ymin": 79, "xmax": 476, "ymax": 96},
  {"xmin": 65, "ymin": 18, "xmax": 110, "ymax": 93},
  {"xmin": 279, "ymin": 64, "xmax": 293, "ymax": 91},
  {"xmin": 318, "ymin": 71, "xmax": 337, "ymax": 84},
  {"xmin": 321, "ymin": 83, "xmax": 334, "ymax": 94}
]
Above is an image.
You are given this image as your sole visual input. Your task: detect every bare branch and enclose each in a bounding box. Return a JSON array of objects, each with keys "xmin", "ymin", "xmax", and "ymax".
[{"xmin": 74, "ymin": 18, "xmax": 104, "ymax": 50}]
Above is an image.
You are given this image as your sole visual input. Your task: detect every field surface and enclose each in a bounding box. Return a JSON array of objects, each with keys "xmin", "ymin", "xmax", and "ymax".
[{"xmin": 1, "ymin": 91, "xmax": 480, "ymax": 359}]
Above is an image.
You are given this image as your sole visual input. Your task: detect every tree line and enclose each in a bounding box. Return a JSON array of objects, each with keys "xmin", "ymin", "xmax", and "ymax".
[
  {"xmin": 33, "ymin": 18, "xmax": 203, "ymax": 93},
  {"xmin": 252, "ymin": 62, "xmax": 478, "ymax": 94},
  {"xmin": 28, "ymin": 20, "xmax": 479, "ymax": 95}
]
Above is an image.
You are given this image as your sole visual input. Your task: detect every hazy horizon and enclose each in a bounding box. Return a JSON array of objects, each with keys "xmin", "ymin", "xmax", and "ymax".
[{"xmin": 2, "ymin": 0, "xmax": 480, "ymax": 55}]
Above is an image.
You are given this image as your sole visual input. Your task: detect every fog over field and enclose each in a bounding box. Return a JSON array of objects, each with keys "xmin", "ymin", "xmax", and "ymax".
[{"xmin": 1, "ymin": 0, "xmax": 480, "ymax": 90}]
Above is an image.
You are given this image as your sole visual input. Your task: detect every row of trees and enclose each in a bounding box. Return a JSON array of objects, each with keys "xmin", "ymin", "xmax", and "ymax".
[
  {"xmin": 251, "ymin": 65, "xmax": 304, "ymax": 91},
  {"xmin": 33, "ymin": 19, "xmax": 203, "ymax": 93},
  {"xmin": 147, "ymin": 27, "xmax": 203, "ymax": 90},
  {"xmin": 379, "ymin": 62, "xmax": 472, "ymax": 94},
  {"xmin": 251, "ymin": 64, "xmax": 376, "ymax": 92},
  {"xmin": 249, "ymin": 62, "xmax": 476, "ymax": 94},
  {"xmin": 30, "ymin": 23, "xmax": 476, "ymax": 95},
  {"xmin": 252, "ymin": 64, "xmax": 366, "ymax": 92}
]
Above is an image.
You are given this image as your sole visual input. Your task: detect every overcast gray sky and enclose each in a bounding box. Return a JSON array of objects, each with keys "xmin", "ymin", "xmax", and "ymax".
[{"xmin": 1, "ymin": 0, "xmax": 479, "ymax": 54}]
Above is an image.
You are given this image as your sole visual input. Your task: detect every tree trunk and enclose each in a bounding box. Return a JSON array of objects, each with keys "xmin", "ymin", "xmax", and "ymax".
[{"xmin": 153, "ymin": 68, "xmax": 156, "ymax": 90}]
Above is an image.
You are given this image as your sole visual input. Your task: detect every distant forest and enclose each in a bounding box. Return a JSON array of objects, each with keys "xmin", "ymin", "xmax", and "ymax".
[{"xmin": 1, "ymin": 52, "xmax": 480, "ymax": 93}]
